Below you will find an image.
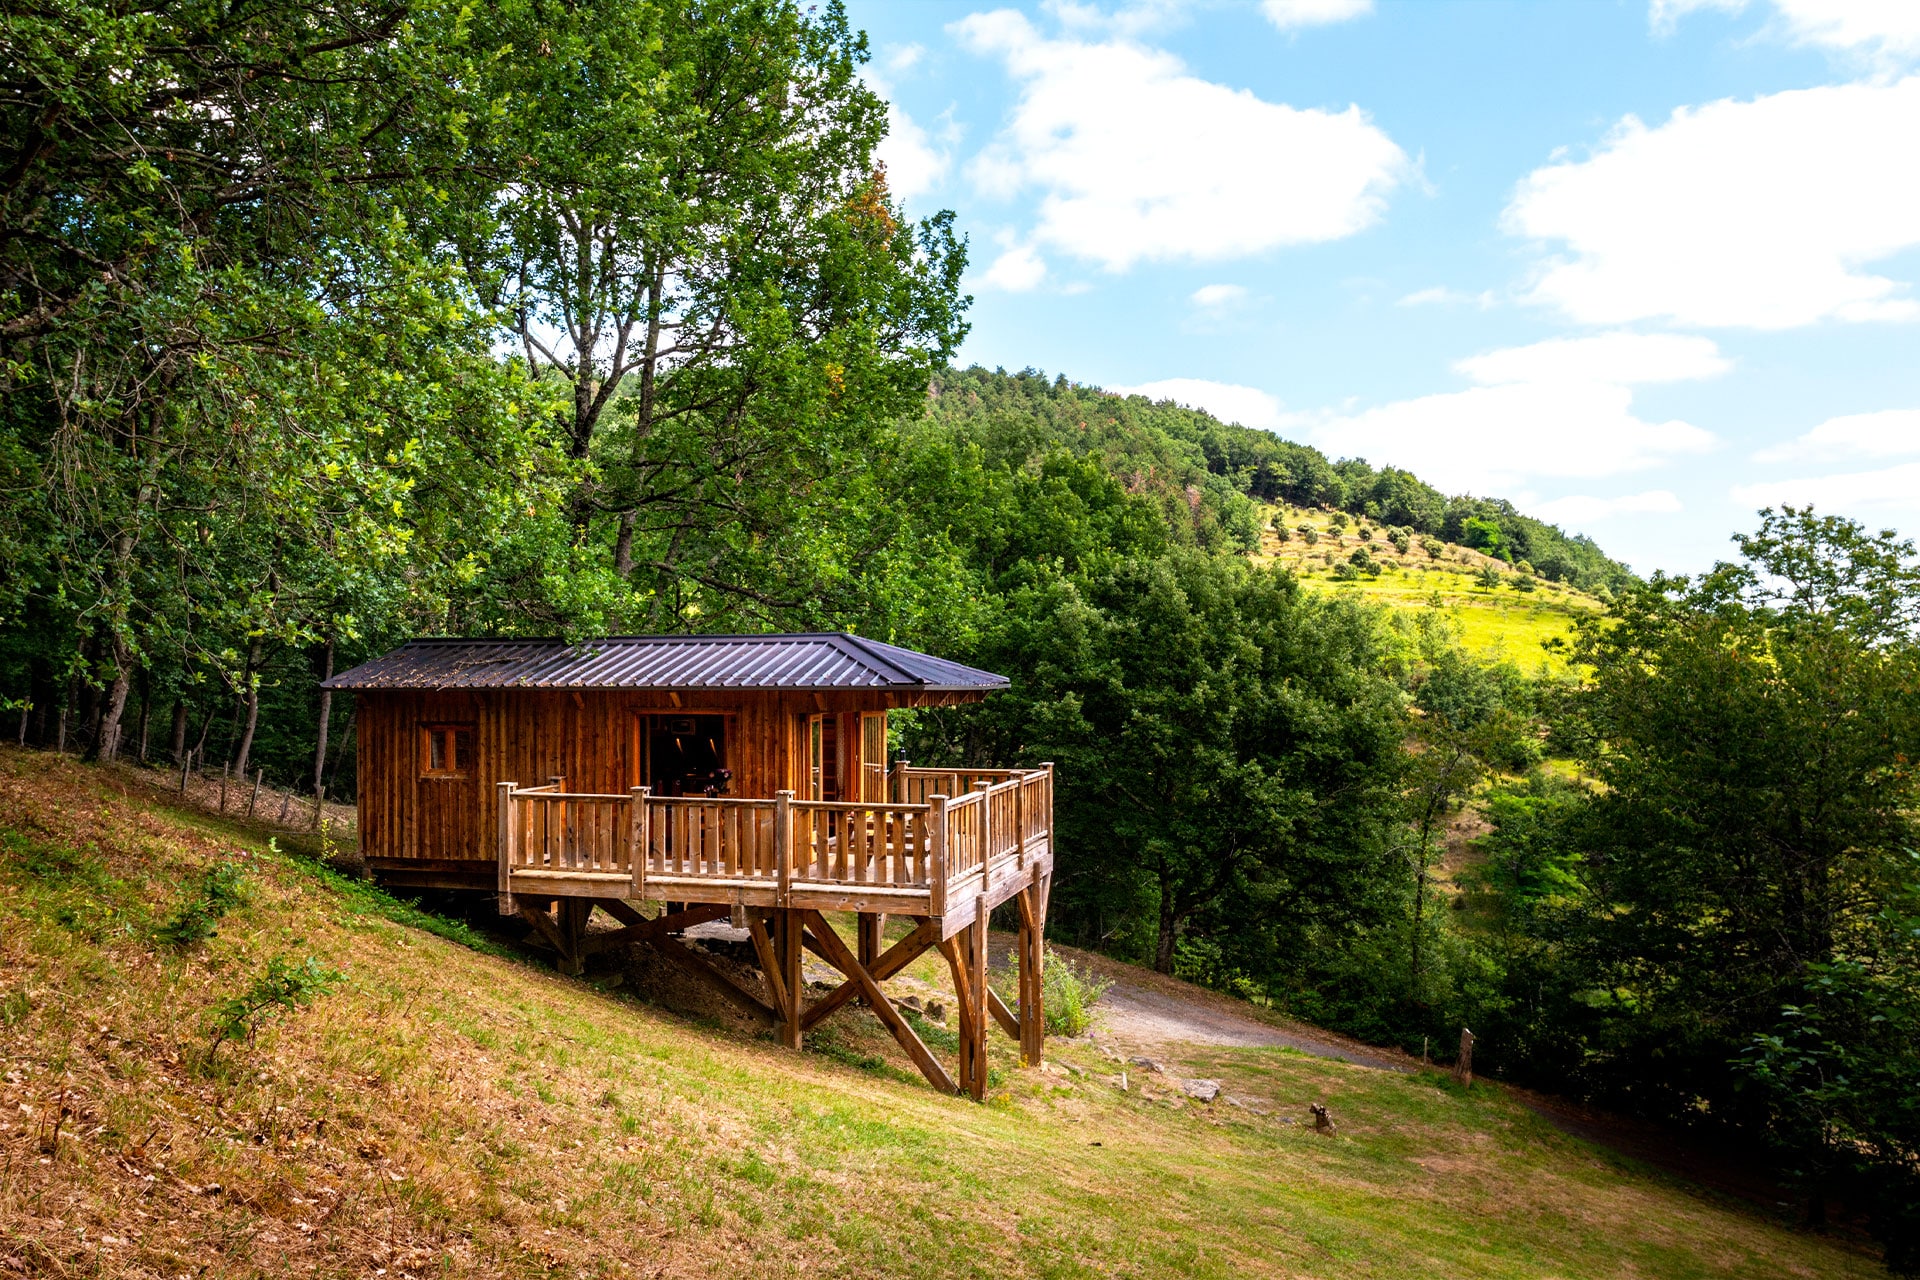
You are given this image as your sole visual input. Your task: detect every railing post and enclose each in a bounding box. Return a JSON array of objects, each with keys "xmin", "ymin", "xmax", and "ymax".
[
  {"xmin": 774, "ymin": 789, "xmax": 793, "ymax": 908},
  {"xmin": 929, "ymin": 793, "xmax": 949, "ymax": 921},
  {"xmin": 892, "ymin": 759, "xmax": 908, "ymax": 804},
  {"xmin": 496, "ymin": 781, "xmax": 517, "ymax": 916},
  {"xmin": 1042, "ymin": 762, "xmax": 1055, "ymax": 847},
  {"xmin": 975, "ymin": 780, "xmax": 993, "ymax": 862},
  {"xmin": 1014, "ymin": 770, "xmax": 1026, "ymax": 869},
  {"xmin": 629, "ymin": 786, "xmax": 650, "ymax": 899}
]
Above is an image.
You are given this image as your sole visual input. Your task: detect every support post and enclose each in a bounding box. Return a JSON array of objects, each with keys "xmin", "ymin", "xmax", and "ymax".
[
  {"xmin": 1016, "ymin": 878, "xmax": 1046, "ymax": 1067},
  {"xmin": 496, "ymin": 781, "xmax": 516, "ymax": 915},
  {"xmin": 857, "ymin": 912, "xmax": 884, "ymax": 1002},
  {"xmin": 566, "ymin": 897, "xmax": 595, "ymax": 976},
  {"xmin": 968, "ymin": 896, "xmax": 989, "ymax": 1099},
  {"xmin": 891, "ymin": 759, "xmax": 909, "ymax": 804},
  {"xmin": 768, "ymin": 908, "xmax": 803, "ymax": 1050}
]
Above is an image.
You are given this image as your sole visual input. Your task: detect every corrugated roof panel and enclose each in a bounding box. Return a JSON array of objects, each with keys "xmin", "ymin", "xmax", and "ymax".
[{"xmin": 322, "ymin": 632, "xmax": 1009, "ymax": 693}]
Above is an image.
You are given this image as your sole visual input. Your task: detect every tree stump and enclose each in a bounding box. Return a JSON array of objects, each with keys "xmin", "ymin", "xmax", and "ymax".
[{"xmin": 1454, "ymin": 1027, "xmax": 1475, "ymax": 1088}]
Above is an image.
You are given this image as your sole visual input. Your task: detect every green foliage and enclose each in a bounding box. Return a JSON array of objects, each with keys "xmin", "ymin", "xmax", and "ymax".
[
  {"xmin": 1474, "ymin": 565, "xmax": 1503, "ymax": 591},
  {"xmin": 155, "ymin": 863, "xmax": 247, "ymax": 947},
  {"xmin": 995, "ymin": 948, "xmax": 1113, "ymax": 1038},
  {"xmin": 206, "ymin": 955, "xmax": 343, "ymax": 1059}
]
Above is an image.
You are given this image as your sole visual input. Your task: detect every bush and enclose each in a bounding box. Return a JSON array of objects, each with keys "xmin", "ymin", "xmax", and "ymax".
[
  {"xmin": 1389, "ymin": 529, "xmax": 1411, "ymax": 554},
  {"xmin": 1420, "ymin": 536, "xmax": 1445, "ymax": 557},
  {"xmin": 1358, "ymin": 525, "xmax": 1373, "ymax": 542},
  {"xmin": 1302, "ymin": 528, "xmax": 1319, "ymax": 546},
  {"xmin": 1329, "ymin": 511, "xmax": 1349, "ymax": 532},
  {"xmin": 1039, "ymin": 949, "xmax": 1112, "ymax": 1037},
  {"xmin": 156, "ymin": 862, "xmax": 247, "ymax": 946},
  {"xmin": 1273, "ymin": 523, "xmax": 1290, "ymax": 543},
  {"xmin": 1510, "ymin": 573, "xmax": 1537, "ymax": 593},
  {"xmin": 206, "ymin": 955, "xmax": 343, "ymax": 1059}
]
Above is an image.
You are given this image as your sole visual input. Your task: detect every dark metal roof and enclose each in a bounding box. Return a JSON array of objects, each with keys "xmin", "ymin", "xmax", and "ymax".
[{"xmin": 321, "ymin": 632, "xmax": 1010, "ymax": 693}]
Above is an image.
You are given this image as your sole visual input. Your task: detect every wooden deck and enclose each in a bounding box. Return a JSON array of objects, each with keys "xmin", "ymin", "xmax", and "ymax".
[
  {"xmin": 492, "ymin": 765, "xmax": 1054, "ymax": 1098},
  {"xmin": 496, "ymin": 765, "xmax": 1053, "ymax": 941}
]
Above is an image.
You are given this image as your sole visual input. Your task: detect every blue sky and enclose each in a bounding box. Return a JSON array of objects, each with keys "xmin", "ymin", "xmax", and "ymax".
[{"xmin": 845, "ymin": 0, "xmax": 1920, "ymax": 575}]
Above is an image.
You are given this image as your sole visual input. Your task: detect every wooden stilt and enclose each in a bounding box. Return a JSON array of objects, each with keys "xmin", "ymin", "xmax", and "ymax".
[
  {"xmin": 776, "ymin": 908, "xmax": 803, "ymax": 1050},
  {"xmin": 803, "ymin": 917, "xmax": 938, "ymax": 1031},
  {"xmin": 968, "ymin": 898, "xmax": 989, "ymax": 1099},
  {"xmin": 557, "ymin": 897, "xmax": 592, "ymax": 976},
  {"xmin": 856, "ymin": 912, "xmax": 884, "ymax": 1003},
  {"xmin": 1016, "ymin": 876, "xmax": 1046, "ymax": 1067}
]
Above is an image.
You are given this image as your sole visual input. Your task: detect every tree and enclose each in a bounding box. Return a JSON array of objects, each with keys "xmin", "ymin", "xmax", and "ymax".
[
  {"xmin": 453, "ymin": 0, "xmax": 968, "ymax": 629},
  {"xmin": 1567, "ymin": 507, "xmax": 1920, "ymax": 1262},
  {"xmin": 911, "ymin": 549, "xmax": 1404, "ymax": 973}
]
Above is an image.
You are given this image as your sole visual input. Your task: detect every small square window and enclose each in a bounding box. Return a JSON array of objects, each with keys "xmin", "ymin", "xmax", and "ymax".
[{"xmin": 421, "ymin": 724, "xmax": 475, "ymax": 778}]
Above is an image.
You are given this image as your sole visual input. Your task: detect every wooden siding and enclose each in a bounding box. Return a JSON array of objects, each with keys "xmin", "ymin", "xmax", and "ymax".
[{"xmin": 356, "ymin": 688, "xmax": 968, "ymax": 870}]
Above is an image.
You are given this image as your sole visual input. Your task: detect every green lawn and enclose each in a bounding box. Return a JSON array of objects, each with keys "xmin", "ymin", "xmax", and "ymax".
[{"xmin": 0, "ymin": 749, "xmax": 1877, "ymax": 1279}]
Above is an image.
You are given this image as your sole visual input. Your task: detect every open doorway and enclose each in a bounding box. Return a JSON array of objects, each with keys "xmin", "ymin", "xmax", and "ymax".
[{"xmin": 644, "ymin": 714, "xmax": 730, "ymax": 796}]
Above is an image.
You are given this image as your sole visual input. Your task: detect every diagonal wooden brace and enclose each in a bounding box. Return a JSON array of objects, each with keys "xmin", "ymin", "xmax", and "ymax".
[{"xmin": 801, "ymin": 911, "xmax": 957, "ymax": 1095}]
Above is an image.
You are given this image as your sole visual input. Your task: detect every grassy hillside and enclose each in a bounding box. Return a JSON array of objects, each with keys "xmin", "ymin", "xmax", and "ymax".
[
  {"xmin": 1256, "ymin": 504, "xmax": 1605, "ymax": 669},
  {"xmin": 0, "ymin": 750, "xmax": 1877, "ymax": 1279}
]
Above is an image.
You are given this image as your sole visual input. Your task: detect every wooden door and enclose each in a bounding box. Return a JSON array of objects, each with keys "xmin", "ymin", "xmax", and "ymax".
[
  {"xmin": 859, "ymin": 712, "xmax": 887, "ymax": 802},
  {"xmin": 416, "ymin": 722, "xmax": 479, "ymax": 859}
]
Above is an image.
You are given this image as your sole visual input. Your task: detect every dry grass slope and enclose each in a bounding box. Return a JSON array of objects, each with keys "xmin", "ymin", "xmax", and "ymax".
[{"xmin": 0, "ymin": 749, "xmax": 1880, "ymax": 1278}]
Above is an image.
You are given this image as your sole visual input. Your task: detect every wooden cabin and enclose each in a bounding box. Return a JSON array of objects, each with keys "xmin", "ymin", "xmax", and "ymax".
[{"xmin": 324, "ymin": 632, "xmax": 1054, "ymax": 1097}]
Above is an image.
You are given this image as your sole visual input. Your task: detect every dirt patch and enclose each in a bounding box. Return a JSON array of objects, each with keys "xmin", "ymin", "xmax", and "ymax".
[{"xmin": 987, "ymin": 935, "xmax": 1415, "ymax": 1072}]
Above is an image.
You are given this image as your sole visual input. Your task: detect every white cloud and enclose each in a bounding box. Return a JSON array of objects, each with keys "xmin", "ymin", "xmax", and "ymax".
[
  {"xmin": 979, "ymin": 244, "xmax": 1048, "ymax": 291},
  {"xmin": 1505, "ymin": 77, "xmax": 1920, "ymax": 329},
  {"xmin": 884, "ymin": 43, "xmax": 926, "ymax": 73},
  {"xmin": 1455, "ymin": 331, "xmax": 1730, "ymax": 386},
  {"xmin": 1753, "ymin": 407, "xmax": 1920, "ymax": 463},
  {"xmin": 1397, "ymin": 286, "xmax": 1496, "ymax": 308},
  {"xmin": 1261, "ymin": 0, "xmax": 1374, "ymax": 32},
  {"xmin": 1652, "ymin": 1, "xmax": 1920, "ymax": 60},
  {"xmin": 1308, "ymin": 333, "xmax": 1722, "ymax": 494},
  {"xmin": 1111, "ymin": 377, "xmax": 1286, "ymax": 430},
  {"xmin": 1531, "ymin": 490, "xmax": 1685, "ymax": 525},
  {"xmin": 1733, "ymin": 461, "xmax": 1920, "ymax": 512},
  {"xmin": 1190, "ymin": 283, "xmax": 1248, "ymax": 307},
  {"xmin": 954, "ymin": 10, "xmax": 1408, "ymax": 270},
  {"xmin": 865, "ymin": 65, "xmax": 952, "ymax": 205}
]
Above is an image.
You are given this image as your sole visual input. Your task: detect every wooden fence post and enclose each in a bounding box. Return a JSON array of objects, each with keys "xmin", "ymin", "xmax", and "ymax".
[
  {"xmin": 219, "ymin": 761, "xmax": 229, "ymax": 812},
  {"xmin": 246, "ymin": 768, "xmax": 263, "ymax": 817}
]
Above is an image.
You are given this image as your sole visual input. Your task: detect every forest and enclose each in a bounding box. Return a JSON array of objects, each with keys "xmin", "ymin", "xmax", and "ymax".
[{"xmin": 2, "ymin": 0, "xmax": 1915, "ymax": 1269}]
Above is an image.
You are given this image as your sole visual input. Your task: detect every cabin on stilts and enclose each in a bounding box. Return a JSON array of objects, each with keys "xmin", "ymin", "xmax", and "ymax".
[{"xmin": 323, "ymin": 631, "xmax": 1054, "ymax": 1098}]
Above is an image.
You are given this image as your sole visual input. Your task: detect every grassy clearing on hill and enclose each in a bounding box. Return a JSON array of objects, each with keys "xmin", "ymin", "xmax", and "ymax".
[
  {"xmin": 0, "ymin": 750, "xmax": 1878, "ymax": 1278},
  {"xmin": 1255, "ymin": 505, "xmax": 1603, "ymax": 670}
]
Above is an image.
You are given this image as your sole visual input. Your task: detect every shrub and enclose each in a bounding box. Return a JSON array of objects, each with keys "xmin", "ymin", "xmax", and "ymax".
[
  {"xmin": 1329, "ymin": 511, "xmax": 1349, "ymax": 532},
  {"xmin": 1331, "ymin": 562, "xmax": 1361, "ymax": 581},
  {"xmin": 156, "ymin": 863, "xmax": 247, "ymax": 946},
  {"xmin": 1273, "ymin": 523, "xmax": 1290, "ymax": 543},
  {"xmin": 1475, "ymin": 564, "xmax": 1503, "ymax": 590},
  {"xmin": 1389, "ymin": 529, "xmax": 1411, "ymax": 554},
  {"xmin": 1358, "ymin": 526, "xmax": 1373, "ymax": 542},
  {"xmin": 206, "ymin": 955, "xmax": 343, "ymax": 1059},
  {"xmin": 1302, "ymin": 528, "xmax": 1319, "ymax": 545},
  {"xmin": 1510, "ymin": 573, "xmax": 1537, "ymax": 593},
  {"xmin": 1038, "ymin": 949, "xmax": 1111, "ymax": 1037},
  {"xmin": 1420, "ymin": 536, "xmax": 1445, "ymax": 557}
]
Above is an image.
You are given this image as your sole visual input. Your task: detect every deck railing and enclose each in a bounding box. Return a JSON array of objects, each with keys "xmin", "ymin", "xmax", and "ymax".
[{"xmin": 498, "ymin": 764, "xmax": 1051, "ymax": 918}]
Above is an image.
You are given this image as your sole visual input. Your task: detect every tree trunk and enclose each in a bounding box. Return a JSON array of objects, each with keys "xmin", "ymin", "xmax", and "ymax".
[
  {"xmin": 135, "ymin": 669, "xmax": 151, "ymax": 762},
  {"xmin": 1154, "ymin": 891, "xmax": 1179, "ymax": 975},
  {"xmin": 232, "ymin": 640, "xmax": 264, "ymax": 779},
  {"xmin": 311, "ymin": 635, "xmax": 334, "ymax": 802},
  {"xmin": 95, "ymin": 636, "xmax": 133, "ymax": 762},
  {"xmin": 169, "ymin": 699, "xmax": 189, "ymax": 764}
]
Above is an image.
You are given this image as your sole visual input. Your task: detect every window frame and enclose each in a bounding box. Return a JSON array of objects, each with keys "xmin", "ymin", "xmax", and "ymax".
[{"xmin": 419, "ymin": 723, "xmax": 476, "ymax": 780}]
